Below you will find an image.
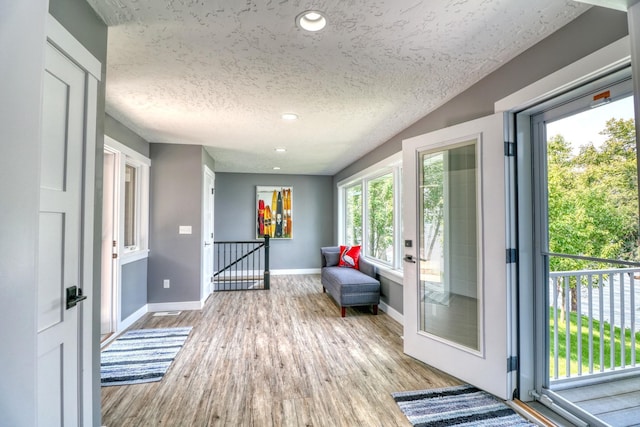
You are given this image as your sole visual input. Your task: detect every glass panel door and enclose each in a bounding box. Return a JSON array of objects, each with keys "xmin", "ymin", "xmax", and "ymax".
[
  {"xmin": 530, "ymin": 73, "xmax": 640, "ymax": 424},
  {"xmin": 419, "ymin": 143, "xmax": 479, "ymax": 350},
  {"xmin": 403, "ymin": 113, "xmax": 514, "ymax": 400}
]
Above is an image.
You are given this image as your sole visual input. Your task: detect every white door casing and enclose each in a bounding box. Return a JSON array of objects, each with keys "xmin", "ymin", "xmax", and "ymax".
[
  {"xmin": 402, "ymin": 113, "xmax": 514, "ymax": 400},
  {"xmin": 101, "ymin": 150, "xmax": 117, "ymax": 335},
  {"xmin": 202, "ymin": 167, "xmax": 215, "ymax": 299},
  {"xmin": 37, "ymin": 16, "xmax": 100, "ymax": 427}
]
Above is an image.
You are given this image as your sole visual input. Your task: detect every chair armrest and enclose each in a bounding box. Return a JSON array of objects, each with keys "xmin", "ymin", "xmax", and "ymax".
[
  {"xmin": 320, "ymin": 246, "xmax": 340, "ymax": 267},
  {"xmin": 358, "ymin": 257, "xmax": 377, "ymax": 279}
]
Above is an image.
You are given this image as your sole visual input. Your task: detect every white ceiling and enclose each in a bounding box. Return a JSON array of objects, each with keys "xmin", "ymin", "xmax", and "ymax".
[{"xmin": 88, "ymin": 0, "xmax": 590, "ymax": 175}]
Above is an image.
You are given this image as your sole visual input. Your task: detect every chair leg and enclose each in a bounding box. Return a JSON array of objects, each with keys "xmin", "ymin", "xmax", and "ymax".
[
  {"xmin": 341, "ymin": 307, "xmax": 346, "ymax": 317},
  {"xmin": 372, "ymin": 304, "xmax": 378, "ymax": 315}
]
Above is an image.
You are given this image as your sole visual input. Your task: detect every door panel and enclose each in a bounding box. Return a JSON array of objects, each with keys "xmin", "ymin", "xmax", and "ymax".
[
  {"xmin": 37, "ymin": 42, "xmax": 86, "ymax": 427},
  {"xmin": 203, "ymin": 168, "xmax": 215, "ymax": 297},
  {"xmin": 403, "ymin": 113, "xmax": 513, "ymax": 400}
]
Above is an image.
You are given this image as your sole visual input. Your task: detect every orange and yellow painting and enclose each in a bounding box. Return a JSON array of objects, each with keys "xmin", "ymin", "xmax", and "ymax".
[{"xmin": 256, "ymin": 186, "xmax": 292, "ymax": 239}]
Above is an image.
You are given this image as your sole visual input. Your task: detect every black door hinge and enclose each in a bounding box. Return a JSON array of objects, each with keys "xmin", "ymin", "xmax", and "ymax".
[
  {"xmin": 506, "ymin": 248, "xmax": 518, "ymax": 264},
  {"xmin": 507, "ymin": 356, "xmax": 518, "ymax": 372},
  {"xmin": 504, "ymin": 141, "xmax": 515, "ymax": 157}
]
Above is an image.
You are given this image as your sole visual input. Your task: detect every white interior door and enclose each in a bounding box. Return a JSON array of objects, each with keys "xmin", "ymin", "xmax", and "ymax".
[
  {"xmin": 37, "ymin": 42, "xmax": 87, "ymax": 427},
  {"xmin": 402, "ymin": 113, "xmax": 515, "ymax": 400},
  {"xmin": 202, "ymin": 167, "xmax": 215, "ymax": 298}
]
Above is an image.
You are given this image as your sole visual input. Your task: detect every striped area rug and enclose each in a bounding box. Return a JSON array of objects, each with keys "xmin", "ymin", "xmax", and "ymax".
[
  {"xmin": 101, "ymin": 327, "xmax": 192, "ymax": 386},
  {"xmin": 392, "ymin": 385, "xmax": 535, "ymax": 426}
]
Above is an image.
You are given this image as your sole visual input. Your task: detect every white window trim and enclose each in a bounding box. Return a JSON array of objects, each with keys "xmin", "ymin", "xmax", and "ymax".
[
  {"xmin": 104, "ymin": 135, "xmax": 150, "ymax": 264},
  {"xmin": 339, "ymin": 152, "xmax": 403, "ymax": 277}
]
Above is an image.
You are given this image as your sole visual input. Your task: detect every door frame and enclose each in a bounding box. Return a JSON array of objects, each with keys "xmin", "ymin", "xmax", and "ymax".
[
  {"xmin": 45, "ymin": 15, "xmax": 101, "ymax": 427},
  {"xmin": 202, "ymin": 166, "xmax": 215, "ymax": 301},
  {"xmin": 495, "ymin": 36, "xmax": 631, "ymax": 404},
  {"xmin": 102, "ymin": 136, "xmax": 151, "ymax": 336},
  {"xmin": 101, "ymin": 148, "xmax": 118, "ymax": 337}
]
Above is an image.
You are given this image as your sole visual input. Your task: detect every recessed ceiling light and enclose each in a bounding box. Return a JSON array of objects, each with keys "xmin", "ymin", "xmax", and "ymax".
[
  {"xmin": 275, "ymin": 147, "xmax": 287, "ymax": 153},
  {"xmin": 273, "ymin": 166, "xmax": 281, "ymax": 170},
  {"xmin": 296, "ymin": 10, "xmax": 326, "ymax": 32},
  {"xmin": 282, "ymin": 113, "xmax": 298, "ymax": 121}
]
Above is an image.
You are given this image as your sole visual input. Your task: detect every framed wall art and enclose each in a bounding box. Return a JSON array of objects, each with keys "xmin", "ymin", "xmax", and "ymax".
[{"xmin": 256, "ymin": 186, "xmax": 292, "ymax": 239}]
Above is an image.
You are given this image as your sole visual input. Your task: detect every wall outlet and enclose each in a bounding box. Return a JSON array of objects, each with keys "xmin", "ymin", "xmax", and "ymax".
[{"xmin": 163, "ymin": 279, "xmax": 170, "ymax": 289}]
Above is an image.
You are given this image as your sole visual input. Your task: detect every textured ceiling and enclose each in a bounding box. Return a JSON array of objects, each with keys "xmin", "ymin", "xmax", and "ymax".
[{"xmin": 88, "ymin": 0, "xmax": 589, "ymax": 175}]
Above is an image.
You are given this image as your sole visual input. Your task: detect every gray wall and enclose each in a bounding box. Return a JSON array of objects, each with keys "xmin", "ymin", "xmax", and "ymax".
[
  {"xmin": 334, "ymin": 6, "xmax": 629, "ymax": 316},
  {"xmin": 215, "ymin": 173, "xmax": 334, "ymax": 269},
  {"xmin": 148, "ymin": 144, "xmax": 203, "ymax": 303},
  {"xmin": 121, "ymin": 259, "xmax": 149, "ymax": 319},
  {"xmin": 0, "ymin": 0, "xmax": 107, "ymax": 425},
  {"xmin": 106, "ymin": 113, "xmax": 150, "ymax": 158}
]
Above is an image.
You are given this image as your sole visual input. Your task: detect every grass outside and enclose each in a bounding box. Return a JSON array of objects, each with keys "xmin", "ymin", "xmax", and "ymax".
[{"xmin": 549, "ymin": 308, "xmax": 640, "ymax": 378}]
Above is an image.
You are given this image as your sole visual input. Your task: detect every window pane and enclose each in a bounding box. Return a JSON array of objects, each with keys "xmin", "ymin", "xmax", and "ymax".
[
  {"xmin": 345, "ymin": 184, "xmax": 362, "ymax": 246},
  {"xmin": 124, "ymin": 164, "xmax": 137, "ymax": 247},
  {"xmin": 367, "ymin": 173, "xmax": 393, "ymax": 263},
  {"xmin": 419, "ymin": 142, "xmax": 478, "ymax": 350}
]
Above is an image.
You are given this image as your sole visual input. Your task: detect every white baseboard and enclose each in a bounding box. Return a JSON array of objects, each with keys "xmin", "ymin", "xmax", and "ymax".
[
  {"xmin": 103, "ymin": 304, "xmax": 149, "ymax": 348},
  {"xmin": 379, "ymin": 301, "xmax": 403, "ymax": 325},
  {"xmin": 119, "ymin": 304, "xmax": 148, "ymax": 331},
  {"xmin": 147, "ymin": 301, "xmax": 203, "ymax": 312},
  {"xmin": 271, "ymin": 268, "xmax": 321, "ymax": 275}
]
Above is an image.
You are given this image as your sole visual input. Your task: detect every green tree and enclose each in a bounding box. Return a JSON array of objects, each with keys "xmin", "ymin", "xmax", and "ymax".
[
  {"xmin": 548, "ymin": 118, "xmax": 639, "ymax": 314},
  {"xmin": 368, "ymin": 174, "xmax": 394, "ymax": 261}
]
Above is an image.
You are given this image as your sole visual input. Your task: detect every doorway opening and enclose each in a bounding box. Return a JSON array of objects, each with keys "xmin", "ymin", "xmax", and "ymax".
[{"xmin": 523, "ymin": 68, "xmax": 640, "ymax": 425}]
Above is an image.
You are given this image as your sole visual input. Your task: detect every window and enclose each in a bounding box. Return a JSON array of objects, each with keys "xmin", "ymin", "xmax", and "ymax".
[
  {"xmin": 105, "ymin": 136, "xmax": 150, "ymax": 260},
  {"xmin": 366, "ymin": 173, "xmax": 393, "ymax": 262},
  {"xmin": 339, "ymin": 154, "xmax": 402, "ymax": 272},
  {"xmin": 345, "ymin": 184, "xmax": 362, "ymax": 246},
  {"xmin": 124, "ymin": 164, "xmax": 137, "ymax": 248},
  {"xmin": 121, "ymin": 156, "xmax": 148, "ymax": 255}
]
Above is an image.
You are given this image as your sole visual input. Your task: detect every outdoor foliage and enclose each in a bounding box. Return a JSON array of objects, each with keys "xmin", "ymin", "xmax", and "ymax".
[
  {"xmin": 367, "ymin": 174, "xmax": 394, "ymax": 261},
  {"xmin": 548, "ymin": 118, "xmax": 639, "ymax": 272},
  {"xmin": 548, "ymin": 119, "xmax": 639, "ymax": 313}
]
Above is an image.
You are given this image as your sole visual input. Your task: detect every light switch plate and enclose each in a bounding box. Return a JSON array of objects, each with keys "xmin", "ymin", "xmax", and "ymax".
[{"xmin": 179, "ymin": 225, "xmax": 192, "ymax": 234}]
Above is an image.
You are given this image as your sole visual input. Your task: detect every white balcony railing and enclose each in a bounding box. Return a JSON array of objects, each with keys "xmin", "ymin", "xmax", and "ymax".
[{"xmin": 549, "ymin": 267, "xmax": 640, "ymax": 383}]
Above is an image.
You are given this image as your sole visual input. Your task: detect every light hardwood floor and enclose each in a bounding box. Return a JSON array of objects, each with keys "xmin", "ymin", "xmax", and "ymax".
[{"xmin": 101, "ymin": 274, "xmax": 460, "ymax": 426}]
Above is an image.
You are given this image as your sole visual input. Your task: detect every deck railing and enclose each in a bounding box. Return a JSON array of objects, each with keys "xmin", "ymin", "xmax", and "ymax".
[
  {"xmin": 213, "ymin": 235, "xmax": 270, "ymax": 291},
  {"xmin": 549, "ymin": 266, "xmax": 640, "ymax": 382}
]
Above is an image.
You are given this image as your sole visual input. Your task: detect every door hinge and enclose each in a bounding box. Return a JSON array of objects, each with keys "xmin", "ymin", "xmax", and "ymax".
[
  {"xmin": 506, "ymin": 248, "xmax": 518, "ymax": 264},
  {"xmin": 112, "ymin": 253, "xmax": 118, "ymax": 259},
  {"xmin": 504, "ymin": 141, "xmax": 515, "ymax": 157},
  {"xmin": 507, "ymin": 355, "xmax": 518, "ymax": 372},
  {"xmin": 211, "ymin": 188, "xmax": 215, "ymax": 195}
]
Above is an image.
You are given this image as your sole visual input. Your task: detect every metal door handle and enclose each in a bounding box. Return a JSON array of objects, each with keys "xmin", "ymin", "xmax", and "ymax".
[
  {"xmin": 66, "ymin": 286, "xmax": 87, "ymax": 310},
  {"xmin": 204, "ymin": 241, "xmax": 212, "ymax": 247},
  {"xmin": 403, "ymin": 255, "xmax": 416, "ymax": 263}
]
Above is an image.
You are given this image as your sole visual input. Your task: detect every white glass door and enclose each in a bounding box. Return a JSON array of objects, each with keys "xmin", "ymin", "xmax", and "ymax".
[{"xmin": 402, "ymin": 113, "xmax": 515, "ymax": 400}]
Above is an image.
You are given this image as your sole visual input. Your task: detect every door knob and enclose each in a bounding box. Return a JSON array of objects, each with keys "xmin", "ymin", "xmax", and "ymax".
[
  {"xmin": 66, "ymin": 286, "xmax": 87, "ymax": 310},
  {"xmin": 403, "ymin": 254, "xmax": 416, "ymax": 263}
]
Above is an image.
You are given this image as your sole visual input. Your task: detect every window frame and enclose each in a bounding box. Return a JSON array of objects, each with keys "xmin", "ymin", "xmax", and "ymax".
[
  {"xmin": 338, "ymin": 153, "xmax": 403, "ymax": 278},
  {"xmin": 105, "ymin": 136, "xmax": 150, "ymax": 263}
]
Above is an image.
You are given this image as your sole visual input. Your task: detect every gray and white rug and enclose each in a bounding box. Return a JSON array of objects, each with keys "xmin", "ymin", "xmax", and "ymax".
[
  {"xmin": 392, "ymin": 384, "xmax": 535, "ymax": 426},
  {"xmin": 101, "ymin": 327, "xmax": 192, "ymax": 386}
]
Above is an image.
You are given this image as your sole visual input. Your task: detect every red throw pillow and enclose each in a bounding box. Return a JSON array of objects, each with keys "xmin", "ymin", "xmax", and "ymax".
[{"xmin": 338, "ymin": 245, "xmax": 361, "ymax": 269}]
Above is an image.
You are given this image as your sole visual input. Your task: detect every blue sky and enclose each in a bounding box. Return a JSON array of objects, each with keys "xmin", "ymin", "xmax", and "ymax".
[{"xmin": 546, "ymin": 96, "xmax": 635, "ymax": 148}]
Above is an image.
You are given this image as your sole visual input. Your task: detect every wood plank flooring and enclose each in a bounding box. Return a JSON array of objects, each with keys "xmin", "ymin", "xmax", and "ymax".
[{"xmin": 101, "ymin": 274, "xmax": 460, "ymax": 426}]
